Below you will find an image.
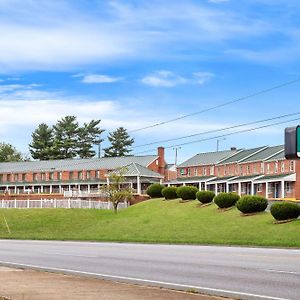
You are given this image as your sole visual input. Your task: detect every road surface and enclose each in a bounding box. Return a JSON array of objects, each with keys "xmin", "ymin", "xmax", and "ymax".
[{"xmin": 0, "ymin": 240, "xmax": 299, "ymax": 300}]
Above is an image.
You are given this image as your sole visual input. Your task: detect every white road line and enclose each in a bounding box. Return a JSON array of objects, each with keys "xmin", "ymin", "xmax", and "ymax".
[
  {"xmin": 45, "ymin": 252, "xmax": 98, "ymax": 258},
  {"xmin": 0, "ymin": 260, "xmax": 290, "ymax": 300},
  {"xmin": 265, "ymin": 269, "xmax": 300, "ymax": 275}
]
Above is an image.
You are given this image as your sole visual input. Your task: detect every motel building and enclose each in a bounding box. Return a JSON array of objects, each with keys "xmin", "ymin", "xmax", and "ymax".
[
  {"xmin": 167, "ymin": 145, "xmax": 299, "ymax": 200},
  {"xmin": 0, "ymin": 148, "xmax": 166, "ymax": 197}
]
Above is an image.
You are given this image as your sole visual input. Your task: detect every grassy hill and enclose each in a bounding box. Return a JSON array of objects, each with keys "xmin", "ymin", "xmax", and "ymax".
[{"xmin": 0, "ymin": 199, "xmax": 299, "ymax": 247}]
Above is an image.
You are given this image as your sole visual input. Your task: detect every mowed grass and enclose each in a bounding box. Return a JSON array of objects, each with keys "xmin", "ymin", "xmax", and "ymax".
[{"xmin": 0, "ymin": 199, "xmax": 299, "ymax": 247}]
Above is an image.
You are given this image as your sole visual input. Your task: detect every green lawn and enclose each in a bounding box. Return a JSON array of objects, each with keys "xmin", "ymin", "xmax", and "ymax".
[{"xmin": 0, "ymin": 199, "xmax": 299, "ymax": 247}]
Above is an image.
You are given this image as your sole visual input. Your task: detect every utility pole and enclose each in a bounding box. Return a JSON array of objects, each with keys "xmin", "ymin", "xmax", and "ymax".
[
  {"xmin": 216, "ymin": 138, "xmax": 226, "ymax": 152},
  {"xmin": 173, "ymin": 147, "xmax": 181, "ymax": 166},
  {"xmin": 95, "ymin": 135, "xmax": 103, "ymax": 158}
]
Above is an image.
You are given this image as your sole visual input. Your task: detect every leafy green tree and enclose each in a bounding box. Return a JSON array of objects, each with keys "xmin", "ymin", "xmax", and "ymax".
[
  {"xmin": 77, "ymin": 120, "xmax": 104, "ymax": 158},
  {"xmin": 0, "ymin": 142, "xmax": 23, "ymax": 162},
  {"xmin": 52, "ymin": 116, "xmax": 80, "ymax": 159},
  {"xmin": 100, "ymin": 168, "xmax": 132, "ymax": 213},
  {"xmin": 29, "ymin": 123, "xmax": 54, "ymax": 160},
  {"xmin": 104, "ymin": 127, "xmax": 134, "ymax": 157}
]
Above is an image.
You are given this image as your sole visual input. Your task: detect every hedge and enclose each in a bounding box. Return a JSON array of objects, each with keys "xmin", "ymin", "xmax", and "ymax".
[
  {"xmin": 270, "ymin": 202, "xmax": 300, "ymax": 221},
  {"xmin": 196, "ymin": 191, "xmax": 215, "ymax": 204},
  {"xmin": 236, "ymin": 195, "xmax": 268, "ymax": 214},
  {"xmin": 161, "ymin": 187, "xmax": 178, "ymax": 200},
  {"xmin": 214, "ymin": 192, "xmax": 240, "ymax": 209},
  {"xmin": 176, "ymin": 186, "xmax": 198, "ymax": 201},
  {"xmin": 146, "ymin": 183, "xmax": 164, "ymax": 198}
]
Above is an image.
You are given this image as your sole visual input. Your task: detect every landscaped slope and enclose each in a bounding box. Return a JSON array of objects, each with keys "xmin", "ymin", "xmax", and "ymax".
[{"xmin": 0, "ymin": 199, "xmax": 299, "ymax": 247}]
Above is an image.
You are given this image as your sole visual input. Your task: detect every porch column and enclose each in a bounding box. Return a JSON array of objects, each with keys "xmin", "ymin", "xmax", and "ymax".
[
  {"xmin": 160, "ymin": 178, "xmax": 163, "ymax": 185},
  {"xmin": 137, "ymin": 176, "xmax": 141, "ymax": 194},
  {"xmin": 14, "ymin": 186, "xmax": 17, "ymax": 194},
  {"xmin": 41, "ymin": 185, "xmax": 44, "ymax": 193},
  {"xmin": 265, "ymin": 182, "xmax": 269, "ymax": 199},
  {"xmin": 87, "ymin": 184, "xmax": 91, "ymax": 193},
  {"xmin": 204, "ymin": 182, "xmax": 207, "ymax": 191},
  {"xmin": 106, "ymin": 178, "xmax": 110, "ymax": 186},
  {"xmin": 215, "ymin": 183, "xmax": 218, "ymax": 195},
  {"xmin": 238, "ymin": 182, "xmax": 241, "ymax": 196},
  {"xmin": 69, "ymin": 185, "xmax": 71, "ymax": 191},
  {"xmin": 78, "ymin": 184, "xmax": 81, "ymax": 191},
  {"xmin": 167, "ymin": 183, "xmax": 170, "ymax": 187},
  {"xmin": 50, "ymin": 185, "xmax": 53, "ymax": 194},
  {"xmin": 32, "ymin": 186, "xmax": 35, "ymax": 193},
  {"xmin": 251, "ymin": 182, "xmax": 254, "ymax": 195},
  {"xmin": 23, "ymin": 186, "xmax": 26, "ymax": 193},
  {"xmin": 59, "ymin": 185, "xmax": 62, "ymax": 193},
  {"xmin": 226, "ymin": 182, "xmax": 229, "ymax": 193},
  {"xmin": 281, "ymin": 180, "xmax": 285, "ymax": 199},
  {"xmin": 183, "ymin": 183, "xmax": 186, "ymax": 186}
]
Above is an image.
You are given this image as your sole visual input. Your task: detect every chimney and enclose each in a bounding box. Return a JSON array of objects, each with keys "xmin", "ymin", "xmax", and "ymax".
[
  {"xmin": 157, "ymin": 147, "xmax": 165, "ymax": 176},
  {"xmin": 231, "ymin": 147, "xmax": 237, "ymax": 151}
]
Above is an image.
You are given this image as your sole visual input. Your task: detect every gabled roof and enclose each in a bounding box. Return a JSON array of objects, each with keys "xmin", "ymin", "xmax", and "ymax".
[
  {"xmin": 0, "ymin": 155, "xmax": 158, "ymax": 173},
  {"xmin": 265, "ymin": 149, "xmax": 285, "ymax": 162},
  {"xmin": 178, "ymin": 149, "xmax": 236, "ymax": 168},
  {"xmin": 122, "ymin": 163, "xmax": 163, "ymax": 178},
  {"xmin": 241, "ymin": 145, "xmax": 284, "ymax": 163},
  {"xmin": 218, "ymin": 146, "xmax": 267, "ymax": 165}
]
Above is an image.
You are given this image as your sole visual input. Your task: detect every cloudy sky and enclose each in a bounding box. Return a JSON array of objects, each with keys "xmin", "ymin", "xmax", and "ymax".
[{"xmin": 0, "ymin": 0, "xmax": 300, "ymax": 163}]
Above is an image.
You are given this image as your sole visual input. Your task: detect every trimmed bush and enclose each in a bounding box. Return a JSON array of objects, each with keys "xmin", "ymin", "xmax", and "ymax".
[
  {"xmin": 146, "ymin": 183, "xmax": 164, "ymax": 198},
  {"xmin": 270, "ymin": 202, "xmax": 300, "ymax": 221},
  {"xmin": 196, "ymin": 191, "xmax": 215, "ymax": 204},
  {"xmin": 236, "ymin": 195, "xmax": 268, "ymax": 214},
  {"xmin": 162, "ymin": 187, "xmax": 178, "ymax": 200},
  {"xmin": 176, "ymin": 186, "xmax": 198, "ymax": 201},
  {"xmin": 214, "ymin": 192, "xmax": 240, "ymax": 209}
]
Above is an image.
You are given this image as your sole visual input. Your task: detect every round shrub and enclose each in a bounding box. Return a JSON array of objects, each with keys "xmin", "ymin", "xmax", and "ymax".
[
  {"xmin": 176, "ymin": 186, "xmax": 198, "ymax": 201},
  {"xmin": 146, "ymin": 183, "xmax": 164, "ymax": 198},
  {"xmin": 236, "ymin": 195, "xmax": 268, "ymax": 214},
  {"xmin": 214, "ymin": 192, "xmax": 240, "ymax": 209},
  {"xmin": 196, "ymin": 191, "xmax": 215, "ymax": 204},
  {"xmin": 270, "ymin": 202, "xmax": 300, "ymax": 221},
  {"xmin": 162, "ymin": 186, "xmax": 178, "ymax": 200}
]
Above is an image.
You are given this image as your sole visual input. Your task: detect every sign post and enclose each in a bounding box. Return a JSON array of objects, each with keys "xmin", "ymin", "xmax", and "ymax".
[{"xmin": 285, "ymin": 126, "xmax": 300, "ymax": 159}]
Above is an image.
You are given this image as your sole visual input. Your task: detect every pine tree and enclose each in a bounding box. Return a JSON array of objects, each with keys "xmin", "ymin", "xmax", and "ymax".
[
  {"xmin": 29, "ymin": 123, "xmax": 54, "ymax": 160},
  {"xmin": 77, "ymin": 119, "xmax": 105, "ymax": 158},
  {"xmin": 104, "ymin": 127, "xmax": 134, "ymax": 157},
  {"xmin": 52, "ymin": 116, "xmax": 79, "ymax": 159},
  {"xmin": 0, "ymin": 142, "xmax": 23, "ymax": 162}
]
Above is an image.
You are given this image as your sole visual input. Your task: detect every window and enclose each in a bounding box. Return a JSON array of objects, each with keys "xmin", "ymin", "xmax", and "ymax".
[
  {"xmin": 22, "ymin": 173, "xmax": 26, "ymax": 181},
  {"xmin": 257, "ymin": 183, "xmax": 262, "ymax": 192},
  {"xmin": 285, "ymin": 182, "xmax": 292, "ymax": 193},
  {"xmin": 14, "ymin": 174, "xmax": 18, "ymax": 181},
  {"xmin": 274, "ymin": 162, "xmax": 278, "ymax": 173},
  {"xmin": 235, "ymin": 165, "xmax": 239, "ymax": 175},
  {"xmin": 33, "ymin": 173, "xmax": 38, "ymax": 181},
  {"xmin": 266, "ymin": 164, "xmax": 270, "ymax": 174},
  {"xmin": 194, "ymin": 168, "xmax": 198, "ymax": 176},
  {"xmin": 86, "ymin": 171, "xmax": 90, "ymax": 179},
  {"xmin": 57, "ymin": 172, "xmax": 62, "ymax": 180},
  {"xmin": 268, "ymin": 183, "xmax": 273, "ymax": 194},
  {"xmin": 260, "ymin": 163, "xmax": 264, "ymax": 174},
  {"xmin": 156, "ymin": 160, "xmax": 159, "ymax": 165},
  {"xmin": 96, "ymin": 170, "xmax": 100, "ymax": 178},
  {"xmin": 224, "ymin": 167, "xmax": 227, "ymax": 176},
  {"xmin": 241, "ymin": 183, "xmax": 246, "ymax": 193},
  {"xmin": 180, "ymin": 168, "xmax": 185, "ymax": 176},
  {"xmin": 210, "ymin": 166, "xmax": 214, "ymax": 176},
  {"xmin": 290, "ymin": 160, "xmax": 295, "ymax": 172},
  {"xmin": 246, "ymin": 165, "xmax": 250, "ymax": 175},
  {"xmin": 69, "ymin": 171, "xmax": 74, "ymax": 180},
  {"xmin": 187, "ymin": 168, "xmax": 191, "ymax": 176},
  {"xmin": 41, "ymin": 173, "xmax": 46, "ymax": 181},
  {"xmin": 7, "ymin": 174, "xmax": 11, "ymax": 182},
  {"xmin": 78, "ymin": 171, "xmax": 83, "ymax": 180},
  {"xmin": 281, "ymin": 162, "xmax": 285, "ymax": 173},
  {"xmin": 203, "ymin": 167, "xmax": 207, "ymax": 176},
  {"xmin": 49, "ymin": 172, "xmax": 54, "ymax": 180},
  {"xmin": 240, "ymin": 165, "xmax": 243, "ymax": 175},
  {"xmin": 253, "ymin": 165, "xmax": 257, "ymax": 174},
  {"xmin": 0, "ymin": 174, "xmax": 3, "ymax": 182}
]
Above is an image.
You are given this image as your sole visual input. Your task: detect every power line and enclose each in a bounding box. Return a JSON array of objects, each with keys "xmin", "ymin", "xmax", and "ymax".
[
  {"xmin": 133, "ymin": 117, "xmax": 300, "ymax": 155},
  {"xmin": 133, "ymin": 111, "xmax": 300, "ymax": 149},
  {"xmin": 129, "ymin": 77, "xmax": 300, "ymax": 133}
]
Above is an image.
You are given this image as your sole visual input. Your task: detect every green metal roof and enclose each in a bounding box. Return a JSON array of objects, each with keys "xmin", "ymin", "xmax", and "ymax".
[
  {"xmin": 177, "ymin": 176, "xmax": 214, "ymax": 182},
  {"xmin": 178, "ymin": 150, "xmax": 236, "ymax": 167},
  {"xmin": 265, "ymin": 150, "xmax": 285, "ymax": 162},
  {"xmin": 241, "ymin": 145, "xmax": 284, "ymax": 163},
  {"xmin": 0, "ymin": 155, "xmax": 158, "ymax": 173},
  {"xmin": 219, "ymin": 146, "xmax": 267, "ymax": 164},
  {"xmin": 122, "ymin": 163, "xmax": 163, "ymax": 178},
  {"xmin": 228, "ymin": 175, "xmax": 263, "ymax": 182},
  {"xmin": 207, "ymin": 176, "xmax": 237, "ymax": 183},
  {"xmin": 254, "ymin": 173, "xmax": 294, "ymax": 181}
]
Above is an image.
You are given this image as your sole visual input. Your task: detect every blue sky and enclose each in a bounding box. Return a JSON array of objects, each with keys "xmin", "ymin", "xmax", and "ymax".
[{"xmin": 0, "ymin": 0, "xmax": 300, "ymax": 163}]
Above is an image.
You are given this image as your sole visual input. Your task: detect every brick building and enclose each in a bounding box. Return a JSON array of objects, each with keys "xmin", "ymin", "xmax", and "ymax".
[
  {"xmin": 0, "ymin": 147, "xmax": 166, "ymax": 196},
  {"xmin": 167, "ymin": 145, "xmax": 299, "ymax": 200}
]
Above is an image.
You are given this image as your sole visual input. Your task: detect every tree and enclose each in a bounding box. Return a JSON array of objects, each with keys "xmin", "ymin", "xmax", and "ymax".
[
  {"xmin": 100, "ymin": 168, "xmax": 132, "ymax": 213},
  {"xmin": 0, "ymin": 143, "xmax": 23, "ymax": 162},
  {"xmin": 77, "ymin": 120, "xmax": 104, "ymax": 158},
  {"xmin": 52, "ymin": 116, "xmax": 80, "ymax": 159},
  {"xmin": 104, "ymin": 127, "xmax": 134, "ymax": 157},
  {"xmin": 29, "ymin": 123, "xmax": 54, "ymax": 160}
]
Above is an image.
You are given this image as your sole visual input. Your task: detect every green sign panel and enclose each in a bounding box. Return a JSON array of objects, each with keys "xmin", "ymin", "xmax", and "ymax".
[{"xmin": 297, "ymin": 126, "xmax": 300, "ymax": 157}]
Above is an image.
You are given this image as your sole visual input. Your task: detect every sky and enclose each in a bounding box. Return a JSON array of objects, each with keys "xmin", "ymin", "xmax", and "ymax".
[{"xmin": 0, "ymin": 0, "xmax": 300, "ymax": 164}]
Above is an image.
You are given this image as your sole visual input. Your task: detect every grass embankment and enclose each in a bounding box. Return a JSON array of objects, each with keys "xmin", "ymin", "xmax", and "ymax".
[{"xmin": 0, "ymin": 199, "xmax": 299, "ymax": 247}]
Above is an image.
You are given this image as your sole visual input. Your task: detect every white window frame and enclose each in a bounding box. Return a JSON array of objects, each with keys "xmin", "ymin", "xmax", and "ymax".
[
  {"xmin": 275, "ymin": 162, "xmax": 278, "ymax": 174},
  {"xmin": 290, "ymin": 160, "xmax": 295, "ymax": 172},
  {"xmin": 281, "ymin": 162, "xmax": 285, "ymax": 173},
  {"xmin": 257, "ymin": 183, "xmax": 262, "ymax": 192}
]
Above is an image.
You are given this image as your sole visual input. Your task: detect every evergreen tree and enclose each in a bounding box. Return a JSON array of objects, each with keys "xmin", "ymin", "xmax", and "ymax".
[
  {"xmin": 29, "ymin": 123, "xmax": 54, "ymax": 160},
  {"xmin": 77, "ymin": 119, "xmax": 105, "ymax": 158},
  {"xmin": 104, "ymin": 127, "xmax": 134, "ymax": 157},
  {"xmin": 0, "ymin": 142, "xmax": 23, "ymax": 162},
  {"xmin": 52, "ymin": 116, "xmax": 80, "ymax": 159}
]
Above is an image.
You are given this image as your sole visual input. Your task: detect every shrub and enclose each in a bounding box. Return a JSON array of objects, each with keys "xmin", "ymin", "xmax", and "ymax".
[
  {"xmin": 196, "ymin": 191, "xmax": 215, "ymax": 204},
  {"xmin": 236, "ymin": 195, "xmax": 268, "ymax": 214},
  {"xmin": 176, "ymin": 186, "xmax": 198, "ymax": 201},
  {"xmin": 270, "ymin": 202, "xmax": 300, "ymax": 221},
  {"xmin": 162, "ymin": 187, "xmax": 178, "ymax": 200},
  {"xmin": 214, "ymin": 192, "xmax": 240, "ymax": 209},
  {"xmin": 146, "ymin": 183, "xmax": 164, "ymax": 198}
]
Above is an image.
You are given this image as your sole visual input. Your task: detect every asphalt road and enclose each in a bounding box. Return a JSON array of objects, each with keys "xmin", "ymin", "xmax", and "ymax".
[{"xmin": 0, "ymin": 240, "xmax": 299, "ymax": 300}]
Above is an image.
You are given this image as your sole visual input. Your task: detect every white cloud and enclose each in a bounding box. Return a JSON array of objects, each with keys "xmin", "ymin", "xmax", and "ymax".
[
  {"xmin": 209, "ymin": 0, "xmax": 230, "ymax": 3},
  {"xmin": 78, "ymin": 74, "xmax": 122, "ymax": 84},
  {"xmin": 193, "ymin": 72, "xmax": 215, "ymax": 85},
  {"xmin": 141, "ymin": 71, "xmax": 187, "ymax": 87},
  {"xmin": 0, "ymin": 83, "xmax": 40, "ymax": 93}
]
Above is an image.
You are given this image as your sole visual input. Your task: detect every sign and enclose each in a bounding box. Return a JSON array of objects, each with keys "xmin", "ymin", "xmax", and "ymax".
[{"xmin": 285, "ymin": 126, "xmax": 300, "ymax": 159}]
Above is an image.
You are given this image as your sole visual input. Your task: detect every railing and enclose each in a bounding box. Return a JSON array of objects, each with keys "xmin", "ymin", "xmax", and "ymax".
[
  {"xmin": 63, "ymin": 190, "xmax": 108, "ymax": 198},
  {"xmin": 0, "ymin": 199, "xmax": 128, "ymax": 210}
]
